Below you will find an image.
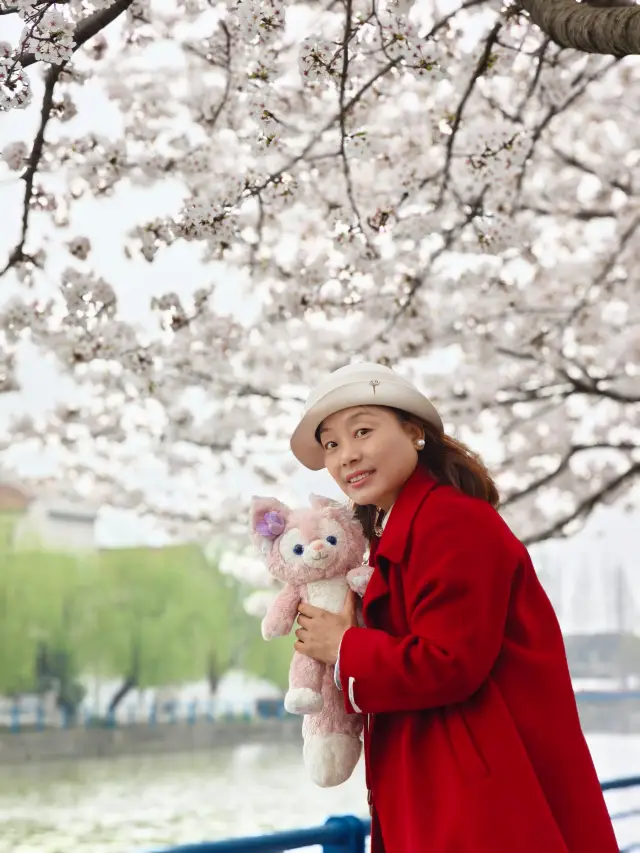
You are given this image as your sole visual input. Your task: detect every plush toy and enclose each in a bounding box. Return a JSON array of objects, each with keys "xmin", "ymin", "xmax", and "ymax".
[{"xmin": 250, "ymin": 493, "xmax": 369, "ymax": 787}]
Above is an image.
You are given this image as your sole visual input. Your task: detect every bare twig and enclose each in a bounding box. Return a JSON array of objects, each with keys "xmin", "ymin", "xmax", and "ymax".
[
  {"xmin": 0, "ymin": 64, "xmax": 62, "ymax": 277},
  {"xmin": 364, "ymin": 192, "xmax": 485, "ymax": 346},
  {"xmin": 337, "ymin": 0, "xmax": 376, "ymax": 250},
  {"xmin": 436, "ymin": 21, "xmax": 502, "ymax": 204},
  {"xmin": 515, "ymin": 57, "xmax": 619, "ymax": 199}
]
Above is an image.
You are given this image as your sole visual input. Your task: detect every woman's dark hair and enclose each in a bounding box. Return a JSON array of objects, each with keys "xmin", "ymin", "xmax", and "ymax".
[{"xmin": 349, "ymin": 408, "xmax": 500, "ymax": 542}]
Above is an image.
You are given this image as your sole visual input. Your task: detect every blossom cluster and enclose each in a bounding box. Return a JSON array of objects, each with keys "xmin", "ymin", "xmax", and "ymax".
[{"xmin": 0, "ymin": 0, "xmax": 638, "ymax": 544}]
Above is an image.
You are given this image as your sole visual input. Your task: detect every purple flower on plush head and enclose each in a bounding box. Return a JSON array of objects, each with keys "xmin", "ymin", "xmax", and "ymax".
[{"xmin": 256, "ymin": 511, "xmax": 285, "ymax": 538}]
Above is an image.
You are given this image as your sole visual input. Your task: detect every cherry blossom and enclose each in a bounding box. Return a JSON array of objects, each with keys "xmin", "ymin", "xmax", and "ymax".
[{"xmin": 0, "ymin": 0, "xmax": 637, "ymax": 547}]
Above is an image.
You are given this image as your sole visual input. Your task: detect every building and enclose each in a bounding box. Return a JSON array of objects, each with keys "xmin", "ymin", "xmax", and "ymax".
[
  {"xmin": 0, "ymin": 479, "xmax": 97, "ymax": 552},
  {"xmin": 564, "ymin": 632, "xmax": 640, "ymax": 684}
]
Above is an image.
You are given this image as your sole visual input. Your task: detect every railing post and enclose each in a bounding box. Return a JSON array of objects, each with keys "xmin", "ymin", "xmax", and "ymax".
[
  {"xmin": 323, "ymin": 816, "xmax": 367, "ymax": 853},
  {"xmin": 10, "ymin": 702, "xmax": 20, "ymax": 733}
]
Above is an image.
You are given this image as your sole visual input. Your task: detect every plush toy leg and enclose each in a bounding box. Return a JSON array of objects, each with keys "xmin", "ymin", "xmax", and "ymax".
[
  {"xmin": 284, "ymin": 651, "xmax": 324, "ymax": 715},
  {"xmin": 301, "ymin": 667, "xmax": 363, "ymax": 787}
]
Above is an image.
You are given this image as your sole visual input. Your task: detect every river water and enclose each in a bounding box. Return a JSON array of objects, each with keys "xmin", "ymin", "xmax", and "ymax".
[{"xmin": 1, "ymin": 735, "xmax": 639, "ymax": 853}]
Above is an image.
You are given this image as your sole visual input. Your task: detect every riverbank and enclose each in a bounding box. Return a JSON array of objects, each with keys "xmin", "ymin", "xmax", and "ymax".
[
  {"xmin": 0, "ymin": 718, "xmax": 301, "ymax": 766},
  {"xmin": 2, "ymin": 695, "xmax": 639, "ymax": 767}
]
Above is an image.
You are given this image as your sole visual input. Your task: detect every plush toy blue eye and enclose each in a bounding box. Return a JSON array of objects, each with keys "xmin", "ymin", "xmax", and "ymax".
[
  {"xmin": 326, "ymin": 536, "xmax": 337, "ymax": 546},
  {"xmin": 293, "ymin": 544, "xmax": 304, "ymax": 555}
]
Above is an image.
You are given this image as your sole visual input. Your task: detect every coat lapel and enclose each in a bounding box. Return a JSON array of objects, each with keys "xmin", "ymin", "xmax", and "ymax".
[
  {"xmin": 362, "ymin": 555, "xmax": 390, "ymax": 620},
  {"xmin": 362, "ymin": 465, "xmax": 440, "ymax": 625}
]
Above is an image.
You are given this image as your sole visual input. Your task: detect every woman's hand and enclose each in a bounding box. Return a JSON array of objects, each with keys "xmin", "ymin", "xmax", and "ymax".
[{"xmin": 295, "ymin": 589, "xmax": 358, "ymax": 665}]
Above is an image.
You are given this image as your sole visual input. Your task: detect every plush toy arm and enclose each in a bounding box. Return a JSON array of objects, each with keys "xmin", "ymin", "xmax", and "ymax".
[
  {"xmin": 261, "ymin": 583, "xmax": 301, "ymax": 640},
  {"xmin": 346, "ymin": 564, "xmax": 374, "ymax": 598}
]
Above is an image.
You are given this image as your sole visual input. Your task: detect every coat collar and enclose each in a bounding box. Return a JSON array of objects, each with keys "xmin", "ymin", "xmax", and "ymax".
[
  {"xmin": 363, "ymin": 466, "xmax": 439, "ymax": 624},
  {"xmin": 373, "ymin": 465, "xmax": 439, "ymax": 565}
]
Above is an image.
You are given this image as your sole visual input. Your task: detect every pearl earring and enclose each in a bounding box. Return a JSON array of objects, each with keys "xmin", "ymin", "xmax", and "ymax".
[{"xmin": 415, "ymin": 438, "xmax": 425, "ymax": 450}]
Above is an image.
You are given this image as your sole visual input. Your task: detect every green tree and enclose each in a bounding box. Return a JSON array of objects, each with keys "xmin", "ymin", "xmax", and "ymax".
[
  {"xmin": 0, "ymin": 547, "xmax": 94, "ymax": 700},
  {"xmin": 0, "ymin": 538, "xmax": 296, "ymax": 710},
  {"xmin": 240, "ymin": 631, "xmax": 293, "ymax": 691},
  {"xmin": 87, "ymin": 545, "xmax": 259, "ymax": 710},
  {"xmin": 203, "ymin": 543, "xmax": 293, "ymax": 691}
]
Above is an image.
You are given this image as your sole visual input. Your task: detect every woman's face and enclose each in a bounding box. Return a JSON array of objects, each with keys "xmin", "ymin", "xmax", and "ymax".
[{"xmin": 318, "ymin": 406, "xmax": 422, "ymax": 510}]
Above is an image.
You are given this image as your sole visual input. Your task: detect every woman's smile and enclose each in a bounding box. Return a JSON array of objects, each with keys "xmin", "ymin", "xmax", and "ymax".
[{"xmin": 346, "ymin": 469, "xmax": 375, "ymax": 489}]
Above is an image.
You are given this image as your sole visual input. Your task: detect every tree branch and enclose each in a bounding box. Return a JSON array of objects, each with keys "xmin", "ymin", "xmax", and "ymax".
[
  {"xmin": 1, "ymin": 0, "xmax": 135, "ymax": 277},
  {"xmin": 501, "ymin": 442, "xmax": 637, "ymax": 508},
  {"xmin": 18, "ymin": 0, "xmax": 134, "ymax": 67},
  {"xmin": 336, "ymin": 0, "xmax": 378, "ymax": 251},
  {"xmin": 551, "ymin": 145, "xmax": 631, "ymax": 194},
  {"xmin": 515, "ymin": 58, "xmax": 618, "ymax": 200},
  {"xmin": 436, "ymin": 21, "xmax": 502, "ymax": 204},
  {"xmin": 519, "ymin": 0, "xmax": 640, "ymax": 56},
  {"xmin": 522, "ymin": 462, "xmax": 640, "ymax": 545},
  {"xmin": 365, "ymin": 193, "xmax": 485, "ymax": 346},
  {"xmin": 561, "ymin": 372, "xmax": 640, "ymax": 405},
  {"xmin": 0, "ymin": 64, "xmax": 62, "ymax": 277},
  {"xmin": 524, "ymin": 204, "xmax": 617, "ymax": 220}
]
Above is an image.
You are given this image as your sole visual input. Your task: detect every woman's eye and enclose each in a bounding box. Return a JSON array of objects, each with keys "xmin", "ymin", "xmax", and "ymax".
[
  {"xmin": 326, "ymin": 535, "xmax": 337, "ymax": 546},
  {"xmin": 355, "ymin": 428, "xmax": 370, "ymax": 438},
  {"xmin": 293, "ymin": 544, "xmax": 304, "ymax": 556},
  {"xmin": 324, "ymin": 441, "xmax": 337, "ymax": 450}
]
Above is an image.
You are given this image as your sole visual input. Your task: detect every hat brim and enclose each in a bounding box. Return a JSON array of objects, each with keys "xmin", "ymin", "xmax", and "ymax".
[{"xmin": 290, "ymin": 380, "xmax": 443, "ymax": 471}]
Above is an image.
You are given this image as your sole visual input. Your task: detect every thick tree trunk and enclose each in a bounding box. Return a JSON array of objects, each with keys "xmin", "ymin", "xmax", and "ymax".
[
  {"xmin": 519, "ymin": 0, "xmax": 640, "ymax": 56},
  {"xmin": 206, "ymin": 651, "xmax": 220, "ymax": 693},
  {"xmin": 107, "ymin": 676, "xmax": 137, "ymax": 714},
  {"xmin": 108, "ymin": 639, "xmax": 141, "ymax": 714}
]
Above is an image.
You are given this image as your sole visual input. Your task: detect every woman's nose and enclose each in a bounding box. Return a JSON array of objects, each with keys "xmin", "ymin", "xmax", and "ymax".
[{"xmin": 340, "ymin": 442, "xmax": 360, "ymax": 465}]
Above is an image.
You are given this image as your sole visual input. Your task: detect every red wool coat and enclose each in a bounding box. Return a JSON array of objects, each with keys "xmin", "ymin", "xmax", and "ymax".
[{"xmin": 339, "ymin": 465, "xmax": 618, "ymax": 853}]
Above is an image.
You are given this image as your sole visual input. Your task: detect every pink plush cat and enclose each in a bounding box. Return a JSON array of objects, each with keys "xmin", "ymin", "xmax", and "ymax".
[{"xmin": 250, "ymin": 493, "xmax": 369, "ymax": 787}]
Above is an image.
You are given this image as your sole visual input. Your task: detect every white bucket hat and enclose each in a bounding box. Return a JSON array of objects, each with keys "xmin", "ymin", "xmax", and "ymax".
[{"xmin": 290, "ymin": 362, "xmax": 443, "ymax": 470}]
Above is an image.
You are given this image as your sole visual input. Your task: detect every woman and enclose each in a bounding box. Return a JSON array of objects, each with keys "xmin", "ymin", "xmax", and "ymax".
[{"xmin": 290, "ymin": 361, "xmax": 618, "ymax": 853}]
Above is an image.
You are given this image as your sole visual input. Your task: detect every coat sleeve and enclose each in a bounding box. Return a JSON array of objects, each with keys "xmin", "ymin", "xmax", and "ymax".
[{"xmin": 339, "ymin": 494, "xmax": 516, "ymax": 714}]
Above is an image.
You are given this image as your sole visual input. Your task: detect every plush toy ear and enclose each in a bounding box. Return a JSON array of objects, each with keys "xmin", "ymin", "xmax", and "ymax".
[
  {"xmin": 309, "ymin": 493, "xmax": 355, "ymax": 526},
  {"xmin": 250, "ymin": 496, "xmax": 290, "ymax": 545},
  {"xmin": 309, "ymin": 494, "xmax": 343, "ymax": 511}
]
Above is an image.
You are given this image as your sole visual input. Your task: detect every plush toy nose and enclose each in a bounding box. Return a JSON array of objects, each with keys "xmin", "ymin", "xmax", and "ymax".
[{"xmin": 309, "ymin": 540, "xmax": 326, "ymax": 552}]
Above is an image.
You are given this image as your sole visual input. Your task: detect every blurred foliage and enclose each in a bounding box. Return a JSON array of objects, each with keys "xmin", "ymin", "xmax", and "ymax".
[
  {"xmin": 0, "ymin": 548, "xmax": 95, "ymax": 695},
  {"xmin": 0, "ymin": 533, "xmax": 290, "ymax": 703}
]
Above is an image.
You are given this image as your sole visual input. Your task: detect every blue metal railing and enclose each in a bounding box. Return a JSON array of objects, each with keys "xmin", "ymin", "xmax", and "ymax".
[
  {"xmin": 150, "ymin": 816, "xmax": 369, "ymax": 853},
  {"xmin": 147, "ymin": 775, "xmax": 640, "ymax": 853}
]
